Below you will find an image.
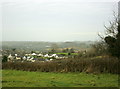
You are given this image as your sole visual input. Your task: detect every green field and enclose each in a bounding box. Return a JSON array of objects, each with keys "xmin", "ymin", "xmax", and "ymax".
[
  {"xmin": 2, "ymin": 70, "xmax": 118, "ymax": 87},
  {"xmin": 56, "ymin": 53, "xmax": 78, "ymax": 56}
]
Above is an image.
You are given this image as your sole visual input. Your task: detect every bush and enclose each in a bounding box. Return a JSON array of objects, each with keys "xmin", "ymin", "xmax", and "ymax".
[{"xmin": 2, "ymin": 55, "xmax": 8, "ymax": 62}]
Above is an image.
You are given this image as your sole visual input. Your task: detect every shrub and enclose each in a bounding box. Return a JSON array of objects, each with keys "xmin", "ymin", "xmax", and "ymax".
[{"xmin": 2, "ymin": 55, "xmax": 8, "ymax": 62}]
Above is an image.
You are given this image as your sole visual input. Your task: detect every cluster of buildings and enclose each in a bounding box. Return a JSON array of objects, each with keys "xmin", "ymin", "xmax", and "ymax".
[{"xmin": 7, "ymin": 53, "xmax": 68, "ymax": 62}]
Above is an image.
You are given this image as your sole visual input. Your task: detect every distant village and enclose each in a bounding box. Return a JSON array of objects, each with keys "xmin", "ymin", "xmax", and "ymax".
[
  {"xmin": 1, "ymin": 46, "xmax": 88, "ymax": 63},
  {"xmin": 7, "ymin": 52, "xmax": 69, "ymax": 62}
]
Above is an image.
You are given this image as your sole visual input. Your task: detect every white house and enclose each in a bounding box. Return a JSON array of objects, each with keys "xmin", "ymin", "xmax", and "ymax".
[
  {"xmin": 23, "ymin": 56, "xmax": 26, "ymax": 60},
  {"xmin": 8, "ymin": 54, "xmax": 14, "ymax": 61},
  {"xmin": 16, "ymin": 57, "xmax": 21, "ymax": 60},
  {"xmin": 44, "ymin": 54, "xmax": 49, "ymax": 57},
  {"xmin": 15, "ymin": 54, "xmax": 18, "ymax": 57},
  {"xmin": 32, "ymin": 53, "xmax": 37, "ymax": 56},
  {"xmin": 37, "ymin": 53, "xmax": 43, "ymax": 57}
]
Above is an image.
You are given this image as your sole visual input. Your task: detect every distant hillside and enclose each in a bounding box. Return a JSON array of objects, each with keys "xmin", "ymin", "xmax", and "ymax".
[{"xmin": 2, "ymin": 41, "xmax": 95, "ymax": 52}]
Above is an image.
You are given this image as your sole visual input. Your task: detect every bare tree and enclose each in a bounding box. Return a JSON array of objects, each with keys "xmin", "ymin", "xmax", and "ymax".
[{"xmin": 103, "ymin": 10, "xmax": 120, "ymax": 58}]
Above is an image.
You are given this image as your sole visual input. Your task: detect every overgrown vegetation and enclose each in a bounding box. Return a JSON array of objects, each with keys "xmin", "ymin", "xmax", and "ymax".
[{"xmin": 2, "ymin": 56, "xmax": 119, "ymax": 74}]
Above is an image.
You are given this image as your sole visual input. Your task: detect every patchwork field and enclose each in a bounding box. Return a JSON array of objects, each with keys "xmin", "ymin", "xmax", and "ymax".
[{"xmin": 2, "ymin": 70, "xmax": 118, "ymax": 87}]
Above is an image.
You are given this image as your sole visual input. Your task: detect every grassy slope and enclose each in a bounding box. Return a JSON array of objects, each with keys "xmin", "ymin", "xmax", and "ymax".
[{"xmin": 2, "ymin": 70, "xmax": 118, "ymax": 87}]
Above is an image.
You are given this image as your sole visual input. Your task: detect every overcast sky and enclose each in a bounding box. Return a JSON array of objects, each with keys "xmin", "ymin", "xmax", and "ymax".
[{"xmin": 1, "ymin": 0, "xmax": 118, "ymax": 42}]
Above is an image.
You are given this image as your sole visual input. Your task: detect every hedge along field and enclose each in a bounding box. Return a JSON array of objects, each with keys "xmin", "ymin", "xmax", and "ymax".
[
  {"xmin": 2, "ymin": 56, "xmax": 120, "ymax": 74},
  {"xmin": 2, "ymin": 69, "xmax": 118, "ymax": 87}
]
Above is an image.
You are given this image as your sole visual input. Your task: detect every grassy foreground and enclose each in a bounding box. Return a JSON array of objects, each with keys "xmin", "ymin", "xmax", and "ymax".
[{"xmin": 2, "ymin": 70, "xmax": 118, "ymax": 87}]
